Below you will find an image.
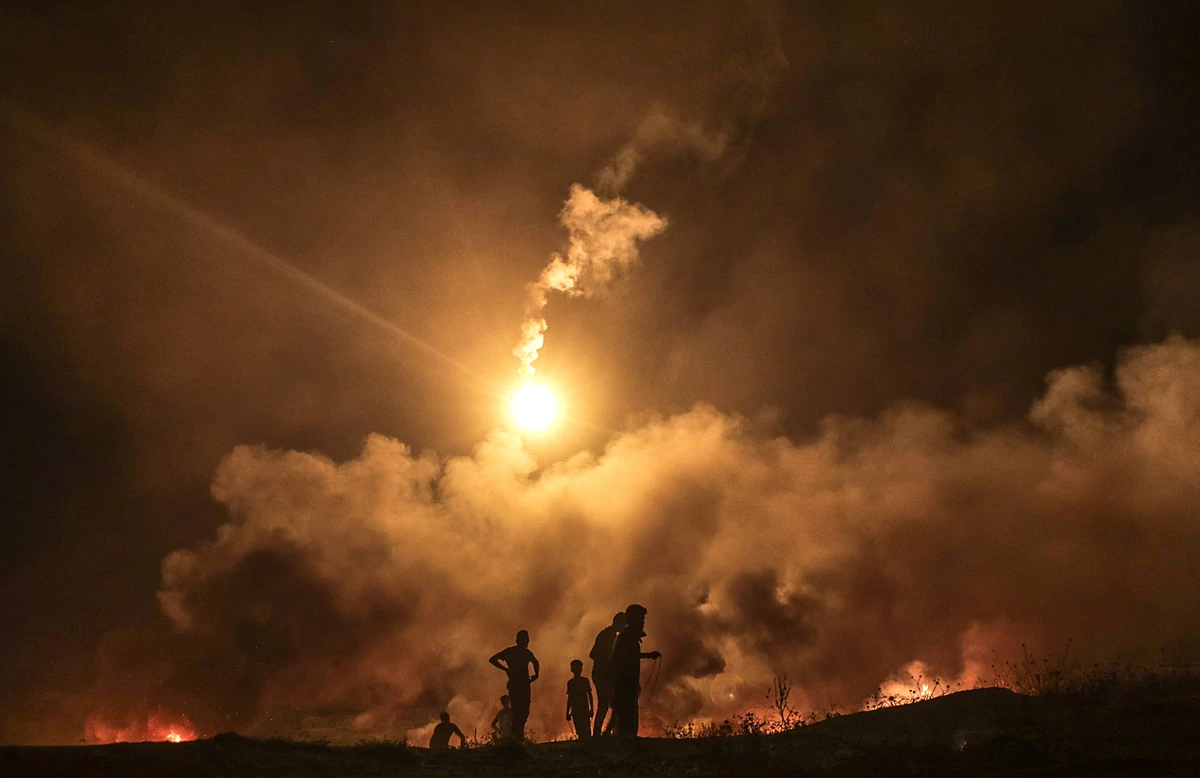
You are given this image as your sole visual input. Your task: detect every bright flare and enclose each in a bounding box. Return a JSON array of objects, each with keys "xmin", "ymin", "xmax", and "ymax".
[{"xmin": 511, "ymin": 383, "xmax": 559, "ymax": 430}]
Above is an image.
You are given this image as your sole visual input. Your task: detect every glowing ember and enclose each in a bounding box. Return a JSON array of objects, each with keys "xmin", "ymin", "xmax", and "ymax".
[
  {"xmin": 510, "ymin": 382, "xmax": 559, "ymax": 430},
  {"xmin": 867, "ymin": 660, "xmax": 944, "ymax": 709},
  {"xmin": 84, "ymin": 713, "xmax": 197, "ymax": 744}
]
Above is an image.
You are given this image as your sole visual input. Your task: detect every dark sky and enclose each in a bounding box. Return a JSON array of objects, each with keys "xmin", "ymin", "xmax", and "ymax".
[{"xmin": 2, "ymin": 0, "xmax": 1199, "ymax": 745}]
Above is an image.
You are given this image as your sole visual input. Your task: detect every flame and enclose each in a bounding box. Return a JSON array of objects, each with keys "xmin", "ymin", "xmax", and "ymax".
[
  {"xmin": 85, "ymin": 712, "xmax": 197, "ymax": 744},
  {"xmin": 865, "ymin": 660, "xmax": 945, "ymax": 709}
]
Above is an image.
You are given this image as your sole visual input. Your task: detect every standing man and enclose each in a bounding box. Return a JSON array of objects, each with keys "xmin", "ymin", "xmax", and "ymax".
[
  {"xmin": 589, "ymin": 611, "xmax": 626, "ymax": 735},
  {"xmin": 489, "ymin": 629, "xmax": 540, "ymax": 742},
  {"xmin": 610, "ymin": 604, "xmax": 660, "ymax": 738}
]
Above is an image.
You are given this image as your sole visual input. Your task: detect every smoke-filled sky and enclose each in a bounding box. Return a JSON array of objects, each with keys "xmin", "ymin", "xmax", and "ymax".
[{"xmin": 3, "ymin": 0, "xmax": 1200, "ymax": 746}]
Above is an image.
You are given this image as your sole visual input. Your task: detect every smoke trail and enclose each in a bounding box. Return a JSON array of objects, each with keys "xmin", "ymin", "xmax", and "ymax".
[
  {"xmin": 510, "ymin": 1, "xmax": 785, "ymax": 382},
  {"xmin": 595, "ymin": 104, "xmax": 728, "ymax": 194},
  {"xmin": 513, "ymin": 184, "xmax": 667, "ymax": 379}
]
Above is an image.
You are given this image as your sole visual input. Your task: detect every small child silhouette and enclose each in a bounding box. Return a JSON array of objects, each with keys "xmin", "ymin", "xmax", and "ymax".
[
  {"xmin": 565, "ymin": 659, "xmax": 594, "ymax": 740},
  {"xmin": 490, "ymin": 694, "xmax": 513, "ymax": 742}
]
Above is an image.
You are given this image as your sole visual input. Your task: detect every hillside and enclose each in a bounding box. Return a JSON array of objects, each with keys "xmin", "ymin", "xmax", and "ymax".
[{"xmin": 4, "ymin": 686, "xmax": 1198, "ymax": 777}]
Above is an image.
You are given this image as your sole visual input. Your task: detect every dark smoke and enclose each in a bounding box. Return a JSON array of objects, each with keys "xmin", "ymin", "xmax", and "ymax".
[
  {"xmin": 4, "ymin": 0, "xmax": 1200, "ymax": 746},
  {"xmin": 80, "ymin": 336, "xmax": 1200, "ymax": 740}
]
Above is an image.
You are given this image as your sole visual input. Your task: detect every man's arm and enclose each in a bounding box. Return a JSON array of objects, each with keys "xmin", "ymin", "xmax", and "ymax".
[
  {"xmin": 640, "ymin": 650, "xmax": 661, "ymax": 660},
  {"xmin": 489, "ymin": 651, "xmax": 508, "ymax": 672},
  {"xmin": 587, "ymin": 684, "xmax": 595, "ymax": 717},
  {"xmin": 529, "ymin": 652, "xmax": 540, "ymax": 682},
  {"xmin": 453, "ymin": 725, "xmax": 466, "ymax": 746}
]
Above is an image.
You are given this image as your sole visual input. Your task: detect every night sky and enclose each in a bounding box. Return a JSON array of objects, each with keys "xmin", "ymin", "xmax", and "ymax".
[{"xmin": 3, "ymin": 1, "xmax": 1200, "ymax": 745}]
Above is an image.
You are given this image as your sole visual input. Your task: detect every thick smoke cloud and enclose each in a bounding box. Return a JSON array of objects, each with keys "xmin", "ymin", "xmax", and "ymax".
[
  {"xmin": 92, "ymin": 336, "xmax": 1200, "ymax": 741},
  {"xmin": 4, "ymin": 0, "xmax": 1200, "ymax": 748}
]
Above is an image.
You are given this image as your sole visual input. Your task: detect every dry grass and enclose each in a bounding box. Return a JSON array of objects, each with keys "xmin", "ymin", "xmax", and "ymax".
[{"xmin": 6, "ymin": 654, "xmax": 1200, "ymax": 776}]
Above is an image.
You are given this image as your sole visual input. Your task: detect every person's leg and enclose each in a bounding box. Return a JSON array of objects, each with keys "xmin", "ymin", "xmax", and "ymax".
[
  {"xmin": 592, "ymin": 671, "xmax": 610, "ymax": 736},
  {"xmin": 574, "ymin": 714, "xmax": 591, "ymax": 740},
  {"xmin": 510, "ymin": 686, "xmax": 530, "ymax": 742},
  {"xmin": 612, "ymin": 692, "xmax": 638, "ymax": 738},
  {"xmin": 513, "ymin": 703, "xmax": 528, "ymax": 741},
  {"xmin": 611, "ymin": 695, "xmax": 628, "ymax": 737}
]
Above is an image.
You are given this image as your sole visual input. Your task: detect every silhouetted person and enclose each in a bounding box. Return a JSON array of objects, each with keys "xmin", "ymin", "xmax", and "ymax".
[
  {"xmin": 429, "ymin": 711, "xmax": 465, "ymax": 749},
  {"xmin": 589, "ymin": 611, "xmax": 627, "ymax": 735},
  {"xmin": 610, "ymin": 604, "xmax": 660, "ymax": 738},
  {"xmin": 490, "ymin": 694, "xmax": 513, "ymax": 743},
  {"xmin": 565, "ymin": 659, "xmax": 594, "ymax": 740},
  {"xmin": 489, "ymin": 629, "xmax": 540, "ymax": 742}
]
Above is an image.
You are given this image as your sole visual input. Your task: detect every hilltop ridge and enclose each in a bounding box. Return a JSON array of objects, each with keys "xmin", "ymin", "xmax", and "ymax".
[{"xmin": 5, "ymin": 685, "xmax": 1199, "ymax": 776}]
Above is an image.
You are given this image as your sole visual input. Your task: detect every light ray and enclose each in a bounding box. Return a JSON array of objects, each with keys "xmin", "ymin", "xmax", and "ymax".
[{"xmin": 1, "ymin": 102, "xmax": 485, "ymax": 387}]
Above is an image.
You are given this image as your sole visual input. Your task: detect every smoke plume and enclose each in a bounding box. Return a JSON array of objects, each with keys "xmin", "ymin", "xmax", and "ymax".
[
  {"xmin": 595, "ymin": 105, "xmax": 729, "ymax": 194},
  {"xmin": 513, "ymin": 185, "xmax": 667, "ymax": 379},
  {"xmin": 88, "ymin": 335, "xmax": 1200, "ymax": 741},
  {"xmin": 510, "ymin": 1, "xmax": 784, "ymax": 381}
]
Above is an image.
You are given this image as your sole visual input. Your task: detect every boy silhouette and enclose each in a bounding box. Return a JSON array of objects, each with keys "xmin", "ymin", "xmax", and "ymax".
[
  {"xmin": 429, "ymin": 711, "xmax": 465, "ymax": 749},
  {"xmin": 565, "ymin": 659, "xmax": 594, "ymax": 740},
  {"xmin": 490, "ymin": 694, "xmax": 513, "ymax": 742}
]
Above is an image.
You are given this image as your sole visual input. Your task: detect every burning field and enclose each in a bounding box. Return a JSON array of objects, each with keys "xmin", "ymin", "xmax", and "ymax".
[
  {"xmin": 75, "ymin": 333, "xmax": 1200, "ymax": 745},
  {"xmin": 84, "ymin": 712, "xmax": 196, "ymax": 745},
  {"xmin": 9, "ymin": 678, "xmax": 1200, "ymax": 777},
  {"xmin": 4, "ymin": 2, "xmax": 1200, "ymax": 764}
]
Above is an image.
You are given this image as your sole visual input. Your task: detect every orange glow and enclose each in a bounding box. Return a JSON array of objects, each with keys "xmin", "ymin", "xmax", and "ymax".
[
  {"xmin": 510, "ymin": 382, "xmax": 559, "ymax": 430},
  {"xmin": 85, "ymin": 713, "xmax": 197, "ymax": 744},
  {"xmin": 867, "ymin": 660, "xmax": 944, "ymax": 709}
]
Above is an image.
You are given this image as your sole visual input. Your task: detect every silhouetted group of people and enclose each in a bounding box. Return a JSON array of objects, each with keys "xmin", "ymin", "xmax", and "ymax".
[
  {"xmin": 587, "ymin": 605, "xmax": 661, "ymax": 738},
  {"xmin": 429, "ymin": 604, "xmax": 660, "ymax": 748}
]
